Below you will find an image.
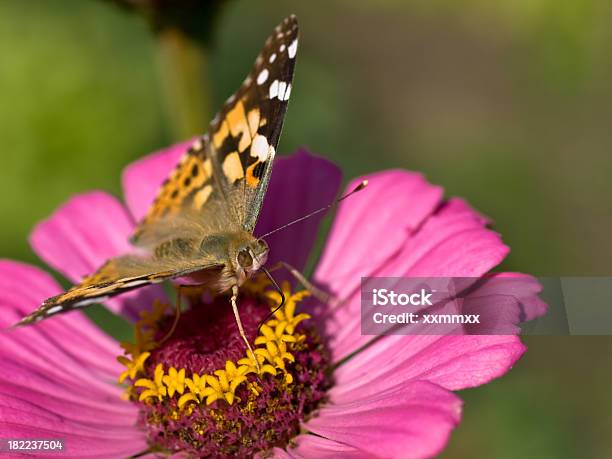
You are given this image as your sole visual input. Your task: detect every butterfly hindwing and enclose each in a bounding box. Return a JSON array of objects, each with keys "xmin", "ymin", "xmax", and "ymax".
[
  {"xmin": 131, "ymin": 139, "xmax": 229, "ymax": 245},
  {"xmin": 16, "ymin": 254, "xmax": 223, "ymax": 325}
]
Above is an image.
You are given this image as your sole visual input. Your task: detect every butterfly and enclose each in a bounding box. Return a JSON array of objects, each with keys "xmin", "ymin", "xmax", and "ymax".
[{"xmin": 16, "ymin": 15, "xmax": 300, "ymax": 357}]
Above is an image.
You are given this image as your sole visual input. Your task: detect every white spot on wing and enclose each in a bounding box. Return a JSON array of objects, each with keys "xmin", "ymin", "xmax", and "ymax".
[
  {"xmin": 122, "ymin": 279, "xmax": 150, "ymax": 288},
  {"xmin": 257, "ymin": 69, "xmax": 269, "ymax": 85},
  {"xmin": 251, "ymin": 135, "xmax": 270, "ymax": 161},
  {"xmin": 46, "ymin": 305, "xmax": 63, "ymax": 315},
  {"xmin": 269, "ymin": 53, "xmax": 277, "ymax": 63},
  {"xmin": 282, "ymin": 84, "xmax": 292, "ymax": 101},
  {"xmin": 75, "ymin": 296, "xmax": 109, "ymax": 308},
  {"xmin": 288, "ymin": 39, "xmax": 298, "ymax": 59},
  {"xmin": 278, "ymin": 82, "xmax": 287, "ymax": 100},
  {"xmin": 269, "ymin": 80, "xmax": 279, "ymax": 99},
  {"xmin": 280, "ymin": 44, "xmax": 286, "ymax": 52}
]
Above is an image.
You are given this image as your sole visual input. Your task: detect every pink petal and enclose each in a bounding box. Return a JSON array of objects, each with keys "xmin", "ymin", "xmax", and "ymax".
[
  {"xmin": 315, "ymin": 171, "xmax": 443, "ymax": 300},
  {"xmin": 321, "ymin": 196, "xmax": 510, "ymax": 362},
  {"xmin": 0, "ymin": 261, "xmax": 123, "ymax": 380},
  {"xmin": 29, "ymin": 192, "xmax": 167, "ymax": 320},
  {"xmin": 0, "ymin": 392, "xmax": 136, "ymax": 434},
  {"xmin": 0, "ymin": 262, "xmax": 129, "ymax": 400},
  {"xmin": 267, "ymin": 447, "xmax": 298, "ymax": 458},
  {"xmin": 139, "ymin": 453, "xmax": 189, "ymax": 459},
  {"xmin": 482, "ymin": 272, "xmax": 547, "ymax": 321},
  {"xmin": 121, "ymin": 139, "xmax": 193, "ymax": 222},
  {"xmin": 255, "ymin": 150, "xmax": 342, "ymax": 272},
  {"xmin": 0, "ymin": 422, "xmax": 144, "ymax": 458},
  {"xmin": 380, "ymin": 198, "xmax": 508, "ymax": 277},
  {"xmin": 331, "ymin": 335, "xmax": 525, "ymax": 403},
  {"xmin": 286, "ymin": 435, "xmax": 374, "ymax": 458},
  {"xmin": 305, "ymin": 380, "xmax": 461, "ymax": 459},
  {"xmin": 0, "ymin": 261, "xmax": 145, "ymax": 457},
  {"xmin": 330, "ymin": 274, "xmax": 532, "ymax": 367}
]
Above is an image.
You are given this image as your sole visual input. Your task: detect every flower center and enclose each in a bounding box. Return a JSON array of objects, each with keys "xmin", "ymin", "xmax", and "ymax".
[{"xmin": 118, "ymin": 279, "xmax": 331, "ymax": 458}]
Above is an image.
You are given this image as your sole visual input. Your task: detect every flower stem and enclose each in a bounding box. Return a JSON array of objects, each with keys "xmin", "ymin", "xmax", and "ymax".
[{"xmin": 156, "ymin": 27, "xmax": 213, "ymax": 140}]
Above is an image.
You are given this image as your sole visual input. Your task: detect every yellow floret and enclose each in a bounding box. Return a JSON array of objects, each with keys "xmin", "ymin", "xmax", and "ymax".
[
  {"xmin": 117, "ymin": 351, "xmax": 150, "ymax": 383},
  {"xmin": 200, "ymin": 361, "xmax": 249, "ymax": 405},
  {"xmin": 162, "ymin": 367, "xmax": 186, "ymax": 397},
  {"xmin": 135, "ymin": 363, "xmax": 167, "ymax": 402},
  {"xmin": 137, "ymin": 300, "xmax": 169, "ymax": 329},
  {"xmin": 120, "ymin": 282, "xmax": 312, "ymax": 406}
]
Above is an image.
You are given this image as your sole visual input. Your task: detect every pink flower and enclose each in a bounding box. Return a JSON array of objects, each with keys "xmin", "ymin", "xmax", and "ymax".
[{"xmin": 0, "ymin": 145, "xmax": 545, "ymax": 458}]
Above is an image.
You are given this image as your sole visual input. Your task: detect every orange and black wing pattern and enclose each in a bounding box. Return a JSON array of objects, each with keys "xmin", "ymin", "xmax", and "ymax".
[
  {"xmin": 15, "ymin": 254, "xmax": 221, "ymax": 326},
  {"xmin": 15, "ymin": 257, "xmax": 172, "ymax": 325},
  {"xmin": 207, "ymin": 15, "xmax": 299, "ymax": 231},
  {"xmin": 132, "ymin": 15, "xmax": 299, "ymax": 242}
]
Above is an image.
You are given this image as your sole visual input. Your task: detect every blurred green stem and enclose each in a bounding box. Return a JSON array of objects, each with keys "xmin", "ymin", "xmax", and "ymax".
[{"xmin": 156, "ymin": 28, "xmax": 212, "ymax": 140}]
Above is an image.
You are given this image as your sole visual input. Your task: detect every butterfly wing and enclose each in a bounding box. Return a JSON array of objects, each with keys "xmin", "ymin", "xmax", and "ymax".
[
  {"xmin": 15, "ymin": 253, "xmax": 224, "ymax": 325},
  {"xmin": 132, "ymin": 15, "xmax": 299, "ymax": 244},
  {"xmin": 130, "ymin": 138, "xmax": 235, "ymax": 248},
  {"xmin": 207, "ymin": 15, "xmax": 299, "ymax": 232}
]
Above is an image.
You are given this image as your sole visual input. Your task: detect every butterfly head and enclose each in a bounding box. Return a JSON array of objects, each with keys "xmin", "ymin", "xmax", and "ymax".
[{"xmin": 234, "ymin": 237, "xmax": 269, "ymax": 281}]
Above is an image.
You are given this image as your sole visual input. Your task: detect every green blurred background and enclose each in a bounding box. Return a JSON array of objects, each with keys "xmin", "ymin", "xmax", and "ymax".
[{"xmin": 1, "ymin": 0, "xmax": 611, "ymax": 457}]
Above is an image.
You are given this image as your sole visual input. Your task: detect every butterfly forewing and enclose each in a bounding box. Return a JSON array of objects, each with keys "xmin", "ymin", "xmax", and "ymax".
[
  {"xmin": 207, "ymin": 15, "xmax": 299, "ymax": 232},
  {"xmin": 132, "ymin": 15, "xmax": 298, "ymax": 241},
  {"xmin": 16, "ymin": 15, "xmax": 299, "ymax": 326}
]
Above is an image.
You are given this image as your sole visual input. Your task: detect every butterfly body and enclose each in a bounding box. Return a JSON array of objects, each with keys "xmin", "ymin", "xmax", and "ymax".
[
  {"xmin": 17, "ymin": 15, "xmax": 298, "ymax": 327},
  {"xmin": 169, "ymin": 231, "xmax": 269, "ymax": 291}
]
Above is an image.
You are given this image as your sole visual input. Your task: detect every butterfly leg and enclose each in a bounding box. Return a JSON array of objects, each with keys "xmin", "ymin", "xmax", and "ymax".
[
  {"xmin": 268, "ymin": 261, "xmax": 332, "ymax": 304},
  {"xmin": 231, "ymin": 284, "xmax": 260, "ymax": 372},
  {"xmin": 158, "ymin": 285, "xmax": 186, "ymax": 344}
]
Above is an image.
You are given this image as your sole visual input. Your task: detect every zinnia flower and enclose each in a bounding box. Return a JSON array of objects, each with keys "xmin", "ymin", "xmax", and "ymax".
[{"xmin": 0, "ymin": 144, "xmax": 545, "ymax": 458}]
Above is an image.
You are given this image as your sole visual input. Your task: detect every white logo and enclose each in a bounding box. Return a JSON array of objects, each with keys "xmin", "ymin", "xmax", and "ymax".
[{"xmin": 372, "ymin": 288, "xmax": 433, "ymax": 307}]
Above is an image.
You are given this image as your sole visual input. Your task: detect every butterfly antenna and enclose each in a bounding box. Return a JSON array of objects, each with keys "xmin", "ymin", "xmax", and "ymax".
[
  {"xmin": 257, "ymin": 267, "xmax": 286, "ymax": 333},
  {"xmin": 258, "ymin": 180, "xmax": 368, "ymax": 239}
]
